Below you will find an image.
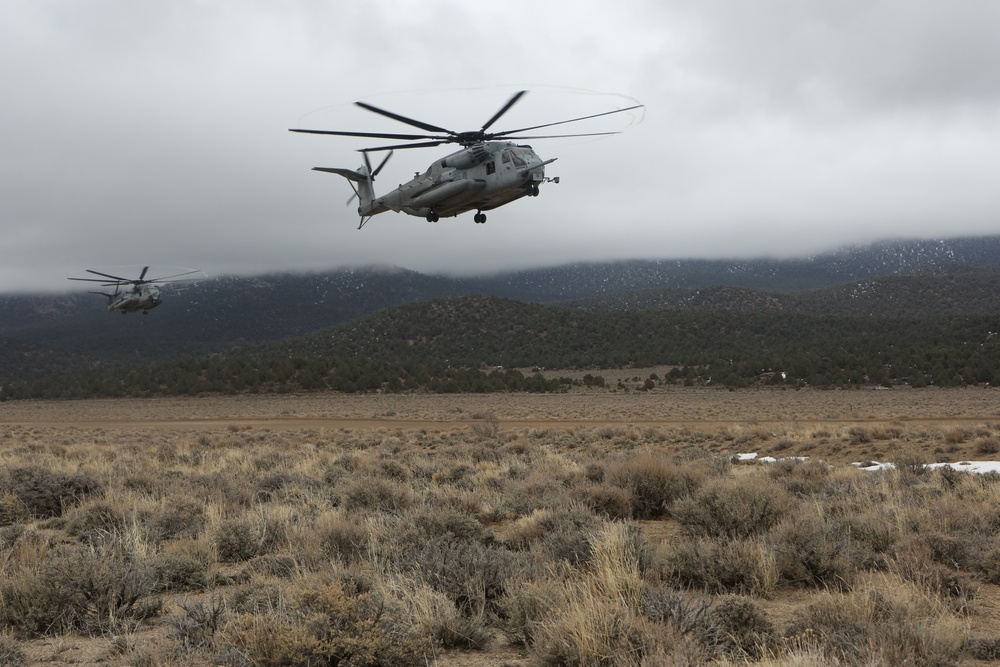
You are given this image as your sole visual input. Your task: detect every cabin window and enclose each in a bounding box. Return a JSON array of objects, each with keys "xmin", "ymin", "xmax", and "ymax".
[{"xmin": 486, "ymin": 160, "xmax": 496, "ymax": 175}]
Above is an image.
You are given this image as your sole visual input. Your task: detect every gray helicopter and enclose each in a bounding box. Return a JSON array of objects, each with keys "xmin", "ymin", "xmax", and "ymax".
[
  {"xmin": 68, "ymin": 266, "xmax": 203, "ymax": 314},
  {"xmin": 290, "ymin": 90, "xmax": 642, "ymax": 228}
]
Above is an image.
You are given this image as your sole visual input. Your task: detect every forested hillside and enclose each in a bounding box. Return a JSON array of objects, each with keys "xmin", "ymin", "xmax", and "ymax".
[
  {"xmin": 3, "ymin": 236, "xmax": 1000, "ymax": 398},
  {"xmin": 5, "ymin": 291, "xmax": 999, "ymax": 400}
]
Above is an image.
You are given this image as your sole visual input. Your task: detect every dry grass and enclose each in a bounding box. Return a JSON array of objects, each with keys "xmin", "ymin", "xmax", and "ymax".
[{"xmin": 2, "ymin": 387, "xmax": 1000, "ymax": 665}]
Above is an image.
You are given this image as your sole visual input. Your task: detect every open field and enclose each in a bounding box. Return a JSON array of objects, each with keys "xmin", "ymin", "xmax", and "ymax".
[
  {"xmin": 3, "ymin": 386, "xmax": 1000, "ymax": 665},
  {"xmin": 4, "ymin": 383, "xmax": 1000, "ymax": 433}
]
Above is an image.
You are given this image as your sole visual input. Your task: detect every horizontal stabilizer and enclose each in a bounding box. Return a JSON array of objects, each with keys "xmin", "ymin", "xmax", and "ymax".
[{"xmin": 313, "ymin": 167, "xmax": 366, "ymax": 182}]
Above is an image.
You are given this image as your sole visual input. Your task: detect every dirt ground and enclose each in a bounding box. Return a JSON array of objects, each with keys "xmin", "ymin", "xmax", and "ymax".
[{"xmin": 4, "ymin": 384, "xmax": 999, "ymax": 432}]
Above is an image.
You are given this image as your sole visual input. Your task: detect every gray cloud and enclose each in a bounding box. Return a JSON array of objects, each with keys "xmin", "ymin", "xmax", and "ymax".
[{"xmin": 2, "ymin": 0, "xmax": 999, "ymax": 293}]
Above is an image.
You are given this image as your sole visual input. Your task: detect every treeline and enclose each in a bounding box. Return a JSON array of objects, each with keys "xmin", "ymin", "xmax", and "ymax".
[
  {"xmin": 3, "ymin": 294, "xmax": 1000, "ymax": 400},
  {"xmin": 260, "ymin": 296, "xmax": 1000, "ymax": 381},
  {"xmin": 0, "ymin": 357, "xmax": 573, "ymax": 401}
]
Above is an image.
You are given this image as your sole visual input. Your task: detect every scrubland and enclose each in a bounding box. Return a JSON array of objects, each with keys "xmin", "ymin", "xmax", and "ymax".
[{"xmin": 2, "ymin": 387, "xmax": 1000, "ymax": 666}]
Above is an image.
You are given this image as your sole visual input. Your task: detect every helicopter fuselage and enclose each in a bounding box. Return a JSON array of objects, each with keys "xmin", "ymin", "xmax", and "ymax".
[
  {"xmin": 337, "ymin": 141, "xmax": 557, "ymax": 226},
  {"xmin": 369, "ymin": 142, "xmax": 554, "ymax": 221},
  {"xmin": 105, "ymin": 284, "xmax": 161, "ymax": 314}
]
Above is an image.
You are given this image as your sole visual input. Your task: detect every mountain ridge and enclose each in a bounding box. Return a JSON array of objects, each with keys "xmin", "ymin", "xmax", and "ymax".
[{"xmin": 3, "ymin": 235, "xmax": 1000, "ymax": 382}]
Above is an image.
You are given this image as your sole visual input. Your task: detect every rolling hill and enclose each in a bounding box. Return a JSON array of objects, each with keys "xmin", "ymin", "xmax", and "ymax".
[{"xmin": 2, "ymin": 235, "xmax": 1000, "ymax": 390}]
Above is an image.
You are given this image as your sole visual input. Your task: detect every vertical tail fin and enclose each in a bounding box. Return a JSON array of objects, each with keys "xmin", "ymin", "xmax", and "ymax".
[
  {"xmin": 312, "ymin": 151, "xmax": 392, "ymax": 229},
  {"xmin": 313, "ymin": 151, "xmax": 391, "ymax": 211},
  {"xmin": 312, "ymin": 165, "xmax": 375, "ymax": 208}
]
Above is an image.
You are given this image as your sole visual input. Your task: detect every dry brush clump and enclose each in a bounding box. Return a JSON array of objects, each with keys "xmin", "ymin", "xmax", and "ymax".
[{"xmin": 2, "ymin": 420, "xmax": 1000, "ymax": 665}]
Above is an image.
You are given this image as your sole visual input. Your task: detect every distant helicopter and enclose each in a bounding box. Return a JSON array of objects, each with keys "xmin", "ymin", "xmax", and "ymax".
[
  {"xmin": 68, "ymin": 266, "xmax": 203, "ymax": 314},
  {"xmin": 290, "ymin": 90, "xmax": 642, "ymax": 228}
]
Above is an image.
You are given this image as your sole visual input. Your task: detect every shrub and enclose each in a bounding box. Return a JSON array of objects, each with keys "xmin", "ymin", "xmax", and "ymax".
[
  {"xmin": 410, "ymin": 537, "xmax": 526, "ymax": 615},
  {"xmin": 576, "ymin": 484, "xmax": 632, "ymax": 521},
  {"xmin": 313, "ymin": 510, "xmax": 369, "ymax": 564},
  {"xmin": 943, "ymin": 427, "xmax": 969, "ymax": 445},
  {"xmin": 4, "ymin": 466, "xmax": 102, "ymax": 519},
  {"xmin": 0, "ymin": 525, "xmax": 27, "ymax": 551},
  {"xmin": 696, "ymin": 595, "xmax": 774, "ymax": 660},
  {"xmin": 835, "ymin": 510, "xmax": 899, "ymax": 562},
  {"xmin": 411, "ymin": 509, "xmax": 493, "ymax": 544},
  {"xmin": 671, "ymin": 475, "xmax": 795, "ymax": 539},
  {"xmin": 659, "ymin": 536, "xmax": 778, "ymax": 597},
  {"xmin": 470, "ymin": 412, "xmax": 500, "ymax": 439},
  {"xmin": 585, "ymin": 462, "xmax": 605, "ymax": 483},
  {"xmin": 497, "ymin": 579, "xmax": 563, "ymax": 647},
  {"xmin": 641, "ymin": 585, "xmax": 713, "ymax": 634},
  {"xmin": 149, "ymin": 552, "xmax": 210, "ymax": 592},
  {"xmin": 0, "ymin": 493, "xmax": 29, "ymax": 526},
  {"xmin": 425, "ymin": 612, "xmax": 493, "ymax": 651},
  {"xmin": 213, "ymin": 513, "xmax": 286, "ymax": 563},
  {"xmin": 966, "ymin": 637, "xmax": 1000, "ymax": 661},
  {"xmin": 165, "ymin": 595, "xmax": 226, "ymax": 651},
  {"xmin": 890, "ymin": 533, "xmax": 981, "ymax": 612},
  {"xmin": 0, "ymin": 634, "xmax": 25, "ymax": 667},
  {"xmin": 768, "ymin": 459, "xmax": 831, "ymax": 497},
  {"xmin": 771, "ymin": 514, "xmax": 852, "ymax": 590},
  {"xmin": 783, "ymin": 588, "xmax": 963, "ymax": 666},
  {"xmin": 340, "ymin": 477, "xmax": 411, "ymax": 513},
  {"xmin": 529, "ymin": 591, "xmax": 663, "ymax": 666},
  {"xmin": 227, "ymin": 581, "xmax": 284, "ymax": 615},
  {"xmin": 502, "ymin": 505, "xmax": 602, "ymax": 567},
  {"xmin": 253, "ymin": 471, "xmax": 298, "ymax": 502},
  {"xmin": 0, "ymin": 543, "xmax": 160, "ymax": 637},
  {"xmin": 154, "ymin": 497, "xmax": 206, "ymax": 541},
  {"xmin": 979, "ymin": 547, "xmax": 1000, "ymax": 585},
  {"xmin": 606, "ymin": 455, "xmax": 704, "ymax": 519},
  {"xmin": 64, "ymin": 500, "xmax": 127, "ymax": 543},
  {"xmin": 247, "ymin": 553, "xmax": 298, "ymax": 579},
  {"xmin": 975, "ymin": 436, "xmax": 1000, "ymax": 455},
  {"xmin": 227, "ymin": 581, "xmax": 429, "ymax": 667}
]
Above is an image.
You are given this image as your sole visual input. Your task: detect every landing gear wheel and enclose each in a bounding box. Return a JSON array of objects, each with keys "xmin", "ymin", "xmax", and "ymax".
[
  {"xmin": 474, "ymin": 212, "xmax": 486, "ymax": 224},
  {"xmin": 426, "ymin": 211, "xmax": 439, "ymax": 223},
  {"xmin": 530, "ymin": 184, "xmax": 540, "ymax": 196}
]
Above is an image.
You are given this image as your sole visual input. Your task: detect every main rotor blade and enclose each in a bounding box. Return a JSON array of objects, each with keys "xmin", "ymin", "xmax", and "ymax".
[
  {"xmin": 355, "ymin": 101, "xmax": 454, "ymax": 135},
  {"xmin": 480, "ymin": 90, "xmax": 527, "ymax": 132},
  {"xmin": 289, "ymin": 128, "xmax": 442, "ymax": 141},
  {"xmin": 138, "ymin": 266, "xmax": 149, "ymax": 281},
  {"xmin": 68, "ymin": 277, "xmax": 127, "ymax": 284},
  {"xmin": 360, "ymin": 140, "xmax": 448, "ymax": 152},
  {"xmin": 499, "ymin": 131, "xmax": 622, "ymax": 140},
  {"xmin": 493, "ymin": 104, "xmax": 644, "ymax": 138},
  {"xmin": 144, "ymin": 269, "xmax": 204, "ymax": 283},
  {"xmin": 82, "ymin": 268, "xmax": 131, "ymax": 282},
  {"xmin": 370, "ymin": 150, "xmax": 393, "ymax": 177}
]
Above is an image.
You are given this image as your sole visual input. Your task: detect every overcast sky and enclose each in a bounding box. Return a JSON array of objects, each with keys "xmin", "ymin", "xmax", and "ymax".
[{"xmin": 3, "ymin": 1, "xmax": 999, "ymax": 293}]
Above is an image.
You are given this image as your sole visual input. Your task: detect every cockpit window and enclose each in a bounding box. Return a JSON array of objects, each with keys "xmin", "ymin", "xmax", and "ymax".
[
  {"xmin": 501, "ymin": 151, "xmax": 512, "ymax": 164},
  {"xmin": 510, "ymin": 149, "xmax": 528, "ymax": 167}
]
